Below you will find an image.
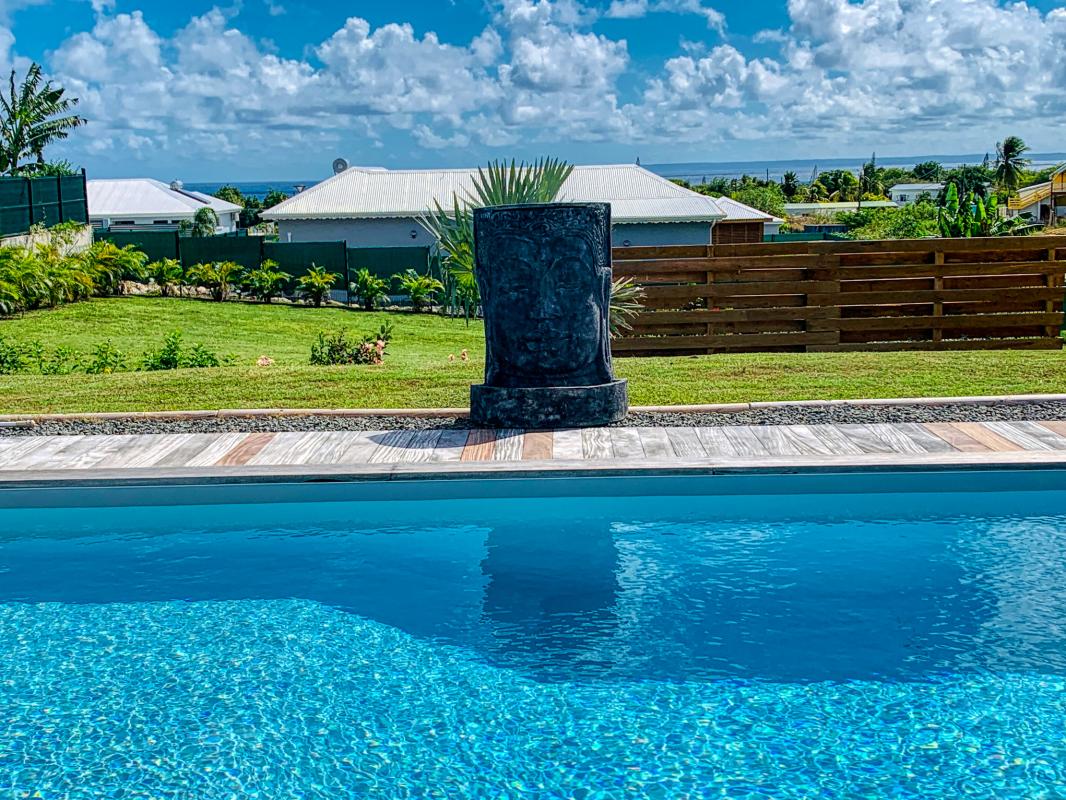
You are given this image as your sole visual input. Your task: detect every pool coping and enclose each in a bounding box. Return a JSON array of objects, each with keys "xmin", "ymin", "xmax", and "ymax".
[
  {"xmin": 3, "ymin": 449, "xmax": 1066, "ymax": 489},
  {"xmin": 3, "ymin": 392, "xmax": 1066, "ymax": 423}
]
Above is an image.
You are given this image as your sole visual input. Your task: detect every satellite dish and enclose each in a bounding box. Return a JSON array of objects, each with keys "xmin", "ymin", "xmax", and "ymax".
[
  {"xmin": 332, "ymin": 158, "xmax": 350, "ymax": 175},
  {"xmin": 169, "ymin": 180, "xmax": 183, "ymax": 191}
]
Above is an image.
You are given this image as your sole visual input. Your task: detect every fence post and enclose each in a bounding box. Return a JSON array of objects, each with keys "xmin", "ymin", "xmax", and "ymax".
[
  {"xmin": 809, "ymin": 247, "xmax": 841, "ymax": 352},
  {"xmin": 81, "ymin": 169, "xmax": 88, "ymax": 224},
  {"xmin": 56, "ymin": 175, "xmax": 64, "ymax": 223},
  {"xmin": 1047, "ymin": 246, "xmax": 1061, "ymax": 342},
  {"xmin": 932, "ymin": 249, "xmax": 944, "ymax": 345},
  {"xmin": 25, "ymin": 177, "xmax": 33, "ymax": 228},
  {"xmin": 344, "ymin": 242, "xmax": 351, "ymax": 306}
]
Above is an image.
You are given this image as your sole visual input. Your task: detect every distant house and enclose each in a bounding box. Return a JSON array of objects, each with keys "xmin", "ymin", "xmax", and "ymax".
[
  {"xmin": 262, "ymin": 164, "xmax": 732, "ymax": 248},
  {"xmin": 888, "ymin": 183, "xmax": 943, "ymax": 204},
  {"xmin": 784, "ymin": 201, "xmax": 898, "ymax": 216},
  {"xmin": 712, "ymin": 196, "xmax": 784, "ymax": 242},
  {"xmin": 1007, "ymin": 165, "xmax": 1066, "ymax": 223},
  {"xmin": 88, "ymin": 179, "xmax": 241, "ymax": 233}
]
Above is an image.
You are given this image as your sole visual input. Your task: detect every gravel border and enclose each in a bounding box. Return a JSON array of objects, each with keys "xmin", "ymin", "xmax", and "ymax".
[{"xmin": 3, "ymin": 400, "xmax": 1066, "ymax": 437}]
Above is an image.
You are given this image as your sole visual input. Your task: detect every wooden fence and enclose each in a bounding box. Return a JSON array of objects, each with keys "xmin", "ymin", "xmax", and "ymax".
[{"xmin": 611, "ymin": 236, "xmax": 1066, "ymax": 355}]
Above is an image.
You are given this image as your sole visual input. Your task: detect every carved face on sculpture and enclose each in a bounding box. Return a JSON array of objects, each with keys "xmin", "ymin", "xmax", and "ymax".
[{"xmin": 475, "ymin": 204, "xmax": 613, "ymax": 388}]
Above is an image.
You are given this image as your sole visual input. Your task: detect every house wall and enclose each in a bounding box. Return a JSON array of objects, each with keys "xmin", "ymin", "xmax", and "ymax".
[
  {"xmin": 90, "ymin": 212, "xmax": 238, "ymax": 234},
  {"xmin": 278, "ymin": 217, "xmax": 715, "ymax": 248}
]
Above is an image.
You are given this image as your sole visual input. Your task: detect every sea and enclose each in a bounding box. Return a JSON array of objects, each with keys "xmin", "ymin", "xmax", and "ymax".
[{"xmin": 186, "ymin": 152, "xmax": 1066, "ymax": 198}]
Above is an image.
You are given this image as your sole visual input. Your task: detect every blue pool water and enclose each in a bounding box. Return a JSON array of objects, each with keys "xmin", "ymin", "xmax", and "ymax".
[{"xmin": 2, "ymin": 478, "xmax": 1066, "ymax": 798}]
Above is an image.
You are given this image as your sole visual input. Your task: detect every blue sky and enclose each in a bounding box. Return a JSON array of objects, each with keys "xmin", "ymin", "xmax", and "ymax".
[{"xmin": 3, "ymin": 0, "xmax": 1065, "ymax": 180}]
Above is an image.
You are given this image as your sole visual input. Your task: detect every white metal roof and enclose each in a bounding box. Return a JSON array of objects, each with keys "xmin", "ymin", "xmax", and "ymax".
[
  {"xmin": 262, "ymin": 164, "xmax": 726, "ymax": 224},
  {"xmin": 88, "ymin": 179, "xmax": 241, "ymax": 219},
  {"xmin": 784, "ymin": 201, "xmax": 899, "ymax": 214},
  {"xmin": 712, "ymin": 195, "xmax": 783, "ymax": 223},
  {"xmin": 889, "ymin": 183, "xmax": 944, "ymax": 193}
]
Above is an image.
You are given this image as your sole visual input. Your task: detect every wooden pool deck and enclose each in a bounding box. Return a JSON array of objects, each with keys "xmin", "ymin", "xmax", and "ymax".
[{"xmin": 3, "ymin": 420, "xmax": 1066, "ymax": 480}]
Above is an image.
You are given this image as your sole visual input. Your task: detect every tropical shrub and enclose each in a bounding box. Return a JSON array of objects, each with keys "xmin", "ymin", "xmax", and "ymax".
[
  {"xmin": 349, "ymin": 267, "xmax": 390, "ymax": 310},
  {"xmin": 608, "ymin": 278, "xmax": 645, "ymax": 337},
  {"xmin": 242, "ymin": 260, "xmax": 291, "ymax": 303},
  {"xmin": 938, "ymin": 185, "xmax": 1039, "ymax": 238},
  {"xmin": 141, "ymin": 331, "xmax": 224, "ymax": 370},
  {"xmin": 0, "ymin": 334, "xmax": 26, "ymax": 373},
  {"xmin": 392, "ymin": 269, "xmax": 444, "ymax": 312},
  {"xmin": 178, "ymin": 207, "xmax": 219, "ymax": 237},
  {"xmin": 310, "ymin": 323, "xmax": 393, "ymax": 366},
  {"xmin": 186, "ymin": 261, "xmax": 242, "ymax": 302},
  {"xmin": 296, "ymin": 264, "xmax": 340, "ymax": 307},
  {"xmin": 82, "ymin": 241, "xmax": 149, "ymax": 295},
  {"xmin": 149, "ymin": 258, "xmax": 184, "ymax": 297},
  {"xmin": 85, "ymin": 340, "xmax": 125, "ymax": 374}
]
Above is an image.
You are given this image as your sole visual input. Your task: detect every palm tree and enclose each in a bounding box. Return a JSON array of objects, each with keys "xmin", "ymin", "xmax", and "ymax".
[
  {"xmin": 994, "ymin": 136, "xmax": 1031, "ymax": 192},
  {"xmin": 781, "ymin": 171, "xmax": 799, "ymax": 200},
  {"xmin": 0, "ymin": 63, "xmax": 85, "ymax": 176}
]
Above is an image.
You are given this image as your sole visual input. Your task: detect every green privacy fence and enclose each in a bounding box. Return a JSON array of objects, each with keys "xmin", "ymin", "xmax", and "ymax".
[
  {"xmin": 346, "ymin": 246, "xmax": 431, "ymax": 280},
  {"xmin": 0, "ymin": 172, "xmax": 89, "ymax": 236},
  {"xmin": 96, "ymin": 230, "xmax": 181, "ymax": 262}
]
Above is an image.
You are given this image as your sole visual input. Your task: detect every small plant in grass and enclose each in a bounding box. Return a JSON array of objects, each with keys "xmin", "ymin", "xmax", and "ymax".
[
  {"xmin": 149, "ymin": 258, "xmax": 184, "ymax": 297},
  {"xmin": 310, "ymin": 323, "xmax": 393, "ymax": 366},
  {"xmin": 392, "ymin": 269, "xmax": 444, "ymax": 312},
  {"xmin": 297, "ymin": 264, "xmax": 340, "ymax": 307},
  {"xmin": 0, "ymin": 334, "xmax": 27, "ymax": 373},
  {"xmin": 37, "ymin": 344, "xmax": 81, "ymax": 375},
  {"xmin": 184, "ymin": 344, "xmax": 222, "ymax": 368},
  {"xmin": 242, "ymin": 260, "xmax": 291, "ymax": 303},
  {"xmin": 141, "ymin": 331, "xmax": 226, "ymax": 370},
  {"xmin": 86, "ymin": 340, "xmax": 125, "ymax": 374},
  {"xmin": 349, "ymin": 267, "xmax": 390, "ymax": 311},
  {"xmin": 186, "ymin": 261, "xmax": 242, "ymax": 302}
]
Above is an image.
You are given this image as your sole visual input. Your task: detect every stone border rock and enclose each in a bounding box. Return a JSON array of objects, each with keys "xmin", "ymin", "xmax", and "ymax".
[{"xmin": 4, "ymin": 393, "xmax": 1066, "ymax": 424}]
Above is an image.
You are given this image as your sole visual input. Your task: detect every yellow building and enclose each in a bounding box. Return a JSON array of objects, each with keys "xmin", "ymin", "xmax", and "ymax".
[{"xmin": 1008, "ymin": 164, "xmax": 1066, "ymax": 223}]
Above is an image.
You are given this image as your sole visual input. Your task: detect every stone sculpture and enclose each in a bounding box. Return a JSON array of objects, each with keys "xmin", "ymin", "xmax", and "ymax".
[{"xmin": 470, "ymin": 202, "xmax": 628, "ymax": 428}]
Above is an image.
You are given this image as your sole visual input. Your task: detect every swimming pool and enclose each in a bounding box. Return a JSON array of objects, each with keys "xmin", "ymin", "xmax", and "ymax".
[{"xmin": 2, "ymin": 470, "xmax": 1065, "ymax": 798}]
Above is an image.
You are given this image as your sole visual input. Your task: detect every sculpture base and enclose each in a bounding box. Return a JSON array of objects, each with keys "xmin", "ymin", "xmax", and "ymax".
[{"xmin": 471, "ymin": 380, "xmax": 628, "ymax": 429}]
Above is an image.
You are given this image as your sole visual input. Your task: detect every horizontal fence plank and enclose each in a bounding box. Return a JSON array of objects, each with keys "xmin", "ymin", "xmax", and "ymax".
[{"xmin": 612, "ymin": 237, "xmax": 1065, "ymax": 356}]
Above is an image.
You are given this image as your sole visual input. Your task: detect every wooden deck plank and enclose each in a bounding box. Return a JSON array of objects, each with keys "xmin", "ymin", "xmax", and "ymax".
[
  {"xmin": 5, "ymin": 436, "xmax": 88, "ymax": 469},
  {"xmin": 695, "ymin": 427, "xmax": 741, "ymax": 457},
  {"xmin": 290, "ymin": 431, "xmax": 372, "ymax": 465},
  {"xmin": 982, "ymin": 421, "xmax": 1061, "ymax": 451},
  {"xmin": 666, "ymin": 427, "xmax": 707, "ymax": 458},
  {"xmin": 1007, "ymin": 421, "xmax": 1066, "ymax": 451},
  {"xmin": 428, "ymin": 429, "xmax": 469, "ymax": 462},
  {"xmin": 492, "ymin": 430, "xmax": 525, "ymax": 462},
  {"xmin": 921, "ymin": 423, "xmax": 992, "ymax": 453},
  {"xmin": 553, "ymin": 429, "xmax": 585, "ymax": 460},
  {"xmin": 248, "ymin": 432, "xmax": 330, "ymax": 466},
  {"xmin": 399, "ymin": 429, "xmax": 447, "ymax": 463},
  {"xmin": 213, "ymin": 435, "xmax": 277, "ymax": 467},
  {"xmin": 796, "ymin": 425, "xmax": 866, "ymax": 455},
  {"xmin": 462, "ymin": 429, "xmax": 496, "ymax": 462},
  {"xmin": 31, "ymin": 434, "xmax": 133, "ymax": 470},
  {"xmin": 582, "ymin": 428, "xmax": 615, "ymax": 459},
  {"xmin": 1037, "ymin": 420, "xmax": 1066, "ymax": 440},
  {"xmin": 180, "ymin": 433, "xmax": 251, "ymax": 467},
  {"xmin": 610, "ymin": 428, "xmax": 645, "ymax": 459},
  {"xmin": 0, "ymin": 436, "xmax": 57, "ymax": 468},
  {"xmin": 861, "ymin": 424, "xmax": 928, "ymax": 454},
  {"xmin": 720, "ymin": 426, "xmax": 772, "ymax": 457},
  {"xmin": 638, "ymin": 427, "xmax": 674, "ymax": 458},
  {"xmin": 893, "ymin": 423, "xmax": 958, "ymax": 453},
  {"xmin": 367, "ymin": 430, "xmax": 418, "ymax": 464},
  {"xmin": 522, "ymin": 430, "xmax": 554, "ymax": 461},
  {"xmin": 947, "ymin": 422, "xmax": 1024, "ymax": 452},
  {"xmin": 749, "ymin": 425, "xmax": 806, "ymax": 456},
  {"xmin": 92, "ymin": 434, "xmax": 193, "ymax": 469}
]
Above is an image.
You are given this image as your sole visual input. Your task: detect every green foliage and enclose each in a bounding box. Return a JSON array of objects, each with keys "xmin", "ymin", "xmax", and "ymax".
[
  {"xmin": 349, "ymin": 267, "xmax": 390, "ymax": 311},
  {"xmin": 149, "ymin": 258, "xmax": 184, "ymax": 297},
  {"xmin": 781, "ymin": 171, "xmax": 799, "ymax": 200},
  {"xmin": 83, "ymin": 241, "xmax": 149, "ymax": 295},
  {"xmin": 0, "ymin": 63, "xmax": 86, "ymax": 175},
  {"xmin": 186, "ymin": 261, "xmax": 241, "ymax": 302},
  {"xmin": 213, "ymin": 185, "xmax": 245, "ymax": 206},
  {"xmin": 241, "ymin": 259, "xmax": 291, "ymax": 303},
  {"xmin": 844, "ymin": 202, "xmax": 939, "ymax": 240},
  {"xmin": 183, "ymin": 207, "xmax": 220, "ymax": 238},
  {"xmin": 912, "ymin": 161, "xmax": 944, "ymax": 181},
  {"xmin": 608, "ymin": 277, "xmax": 645, "ymax": 337},
  {"xmin": 0, "ymin": 333, "xmax": 27, "ymax": 373},
  {"xmin": 392, "ymin": 269, "xmax": 444, "ymax": 312},
  {"xmin": 85, "ymin": 340, "xmax": 125, "ymax": 374},
  {"xmin": 310, "ymin": 323, "xmax": 393, "ymax": 366},
  {"xmin": 420, "ymin": 157, "xmax": 573, "ymax": 317},
  {"xmin": 941, "ymin": 164, "xmax": 993, "ymax": 199},
  {"xmin": 296, "ymin": 264, "xmax": 340, "ymax": 307},
  {"xmin": 815, "ymin": 169, "xmax": 861, "ymax": 201},
  {"xmin": 142, "ymin": 330, "xmax": 223, "ymax": 370},
  {"xmin": 730, "ymin": 184, "xmax": 786, "ymax": 217},
  {"xmin": 937, "ymin": 188, "xmax": 1037, "ymax": 238},
  {"xmin": 262, "ymin": 189, "xmax": 289, "ymax": 209},
  {"xmin": 994, "ymin": 135, "xmax": 1031, "ymax": 192}
]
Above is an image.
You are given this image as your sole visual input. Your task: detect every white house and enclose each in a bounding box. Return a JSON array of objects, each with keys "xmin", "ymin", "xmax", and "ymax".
[
  {"xmin": 888, "ymin": 183, "xmax": 943, "ymax": 204},
  {"xmin": 1007, "ymin": 165, "xmax": 1066, "ymax": 223},
  {"xmin": 88, "ymin": 179, "xmax": 241, "ymax": 233},
  {"xmin": 262, "ymin": 164, "xmax": 745, "ymax": 247}
]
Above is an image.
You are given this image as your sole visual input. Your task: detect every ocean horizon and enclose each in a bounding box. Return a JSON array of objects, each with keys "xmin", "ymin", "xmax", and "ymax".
[{"xmin": 186, "ymin": 151, "xmax": 1066, "ymax": 200}]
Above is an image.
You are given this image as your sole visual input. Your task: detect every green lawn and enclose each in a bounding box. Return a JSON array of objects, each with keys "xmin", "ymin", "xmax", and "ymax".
[{"xmin": 1, "ymin": 296, "xmax": 1065, "ymax": 413}]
